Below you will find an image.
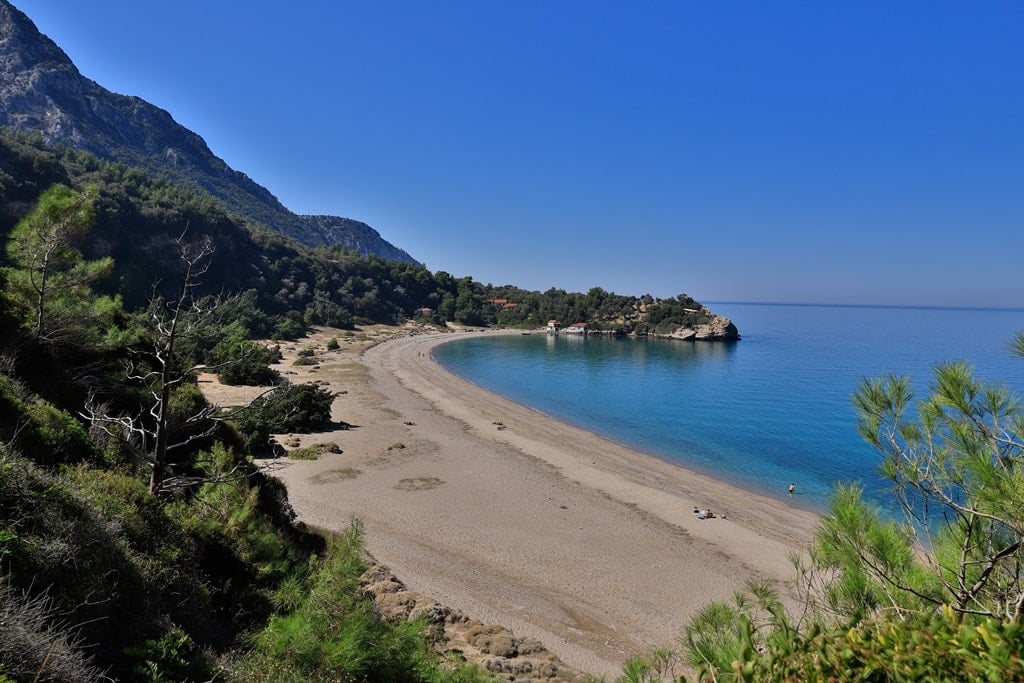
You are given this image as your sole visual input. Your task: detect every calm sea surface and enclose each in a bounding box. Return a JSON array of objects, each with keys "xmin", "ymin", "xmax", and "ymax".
[{"xmin": 433, "ymin": 304, "xmax": 1024, "ymax": 510}]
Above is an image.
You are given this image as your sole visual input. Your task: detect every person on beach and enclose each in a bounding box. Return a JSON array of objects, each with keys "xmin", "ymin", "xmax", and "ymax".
[{"xmin": 788, "ymin": 483, "xmax": 795, "ymax": 495}]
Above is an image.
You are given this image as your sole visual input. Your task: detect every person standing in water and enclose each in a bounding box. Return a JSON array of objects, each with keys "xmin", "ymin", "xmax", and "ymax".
[{"xmin": 788, "ymin": 483, "xmax": 795, "ymax": 495}]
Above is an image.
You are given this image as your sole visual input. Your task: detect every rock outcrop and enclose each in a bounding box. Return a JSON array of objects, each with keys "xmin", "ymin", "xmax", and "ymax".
[
  {"xmin": 0, "ymin": 0, "xmax": 418, "ymax": 262},
  {"xmin": 361, "ymin": 563, "xmax": 587, "ymax": 682},
  {"xmin": 668, "ymin": 315, "xmax": 740, "ymax": 341}
]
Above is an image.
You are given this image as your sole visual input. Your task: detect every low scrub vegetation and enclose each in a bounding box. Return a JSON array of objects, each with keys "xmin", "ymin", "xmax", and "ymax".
[{"xmin": 0, "ymin": 176, "xmax": 498, "ymax": 680}]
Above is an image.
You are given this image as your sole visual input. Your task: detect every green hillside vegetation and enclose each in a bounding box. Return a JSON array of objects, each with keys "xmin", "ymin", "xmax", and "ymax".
[
  {"xmin": 0, "ymin": 128, "xmax": 717, "ymax": 340},
  {"xmin": 0, "ymin": 178, "xmax": 500, "ymax": 679}
]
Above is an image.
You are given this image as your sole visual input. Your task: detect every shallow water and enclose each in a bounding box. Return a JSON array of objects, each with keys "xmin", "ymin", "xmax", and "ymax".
[{"xmin": 433, "ymin": 303, "xmax": 1024, "ymax": 509}]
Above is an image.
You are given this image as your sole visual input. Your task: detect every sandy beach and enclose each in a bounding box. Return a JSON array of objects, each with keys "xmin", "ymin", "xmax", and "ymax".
[{"xmin": 228, "ymin": 326, "xmax": 820, "ymax": 677}]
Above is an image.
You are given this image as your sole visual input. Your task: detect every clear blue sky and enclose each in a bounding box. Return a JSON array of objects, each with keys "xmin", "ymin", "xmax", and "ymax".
[{"xmin": 19, "ymin": 1, "xmax": 1024, "ymax": 308}]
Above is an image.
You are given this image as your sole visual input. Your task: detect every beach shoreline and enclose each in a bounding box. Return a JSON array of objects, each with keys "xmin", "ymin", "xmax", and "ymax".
[{"xmin": 237, "ymin": 326, "xmax": 820, "ymax": 677}]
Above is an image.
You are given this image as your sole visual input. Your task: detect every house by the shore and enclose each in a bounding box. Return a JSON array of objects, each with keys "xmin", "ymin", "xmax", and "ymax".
[{"xmin": 563, "ymin": 322, "xmax": 587, "ymax": 335}]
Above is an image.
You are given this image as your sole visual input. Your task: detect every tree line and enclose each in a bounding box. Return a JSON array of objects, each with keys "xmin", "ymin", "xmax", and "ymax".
[{"xmin": 1, "ymin": 128, "xmax": 719, "ymax": 341}]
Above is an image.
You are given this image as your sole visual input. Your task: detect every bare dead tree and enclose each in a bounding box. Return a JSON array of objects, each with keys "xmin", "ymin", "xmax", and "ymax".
[
  {"xmin": 82, "ymin": 234, "xmax": 239, "ymax": 494},
  {"xmin": 146, "ymin": 235, "xmax": 220, "ymax": 493}
]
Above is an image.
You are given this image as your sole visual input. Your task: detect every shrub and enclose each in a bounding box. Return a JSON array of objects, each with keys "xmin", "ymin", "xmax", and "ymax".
[
  {"xmin": 691, "ymin": 607, "xmax": 1024, "ymax": 682},
  {"xmin": 210, "ymin": 323, "xmax": 282, "ymax": 386},
  {"xmin": 232, "ymin": 522, "xmax": 491, "ymax": 682},
  {"xmin": 216, "ymin": 343, "xmax": 281, "ymax": 385},
  {"xmin": 285, "ymin": 442, "xmax": 340, "ymax": 460},
  {"xmin": 122, "ymin": 630, "xmax": 209, "ymax": 683},
  {"xmin": 0, "ymin": 376, "xmax": 93, "ymax": 467},
  {"xmin": 0, "ymin": 453, "xmax": 210, "ymax": 678},
  {"xmin": 231, "ymin": 383, "xmax": 337, "ymax": 453}
]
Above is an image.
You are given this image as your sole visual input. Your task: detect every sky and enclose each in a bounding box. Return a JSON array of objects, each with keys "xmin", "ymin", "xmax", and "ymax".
[{"xmin": 17, "ymin": 1, "xmax": 1024, "ymax": 308}]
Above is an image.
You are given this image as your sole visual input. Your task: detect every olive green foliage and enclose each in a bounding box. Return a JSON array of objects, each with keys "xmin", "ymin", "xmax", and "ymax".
[
  {"xmin": 682, "ymin": 580, "xmax": 789, "ymax": 676},
  {"xmin": 3, "ymin": 183, "xmax": 116, "ymax": 344},
  {"xmin": 0, "ymin": 452, "xmax": 211, "ymax": 679},
  {"xmin": 0, "ymin": 374, "xmax": 93, "ymax": 468},
  {"xmin": 685, "ymin": 607, "xmax": 1024, "ymax": 682},
  {"xmin": 0, "ymin": 438, "xmax": 324, "ymax": 679},
  {"xmin": 211, "ymin": 321, "xmax": 282, "ymax": 385},
  {"xmin": 849, "ymin": 362, "xmax": 1024, "ymax": 620},
  {"xmin": 286, "ymin": 443, "xmax": 326, "ymax": 460},
  {"xmin": 470, "ymin": 285, "xmax": 712, "ymax": 334},
  {"xmin": 231, "ymin": 382, "xmax": 337, "ymax": 453},
  {"xmin": 613, "ymin": 646, "xmax": 684, "ymax": 683},
  {"xmin": 235, "ymin": 521, "xmax": 493, "ymax": 683},
  {"xmin": 1, "ymin": 129, "xmax": 719, "ymax": 340}
]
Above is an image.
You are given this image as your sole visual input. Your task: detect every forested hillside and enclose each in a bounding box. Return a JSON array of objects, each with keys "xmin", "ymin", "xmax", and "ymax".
[
  {"xmin": 0, "ymin": 149, "xmax": 509, "ymax": 678},
  {"xmin": 0, "ymin": 128, "xmax": 727, "ymax": 340}
]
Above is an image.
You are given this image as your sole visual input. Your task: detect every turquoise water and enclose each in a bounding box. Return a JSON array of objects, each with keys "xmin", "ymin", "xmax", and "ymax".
[{"xmin": 433, "ymin": 304, "xmax": 1024, "ymax": 509}]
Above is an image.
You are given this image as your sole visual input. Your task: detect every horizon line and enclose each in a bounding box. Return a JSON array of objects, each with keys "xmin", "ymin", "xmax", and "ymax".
[{"xmin": 703, "ymin": 300, "xmax": 1024, "ymax": 314}]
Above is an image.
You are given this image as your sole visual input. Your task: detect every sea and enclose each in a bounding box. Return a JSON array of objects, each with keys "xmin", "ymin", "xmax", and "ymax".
[{"xmin": 433, "ymin": 303, "xmax": 1024, "ymax": 511}]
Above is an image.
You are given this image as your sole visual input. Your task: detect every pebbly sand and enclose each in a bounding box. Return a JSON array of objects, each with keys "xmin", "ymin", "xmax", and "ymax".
[{"xmin": 217, "ymin": 326, "xmax": 819, "ymax": 677}]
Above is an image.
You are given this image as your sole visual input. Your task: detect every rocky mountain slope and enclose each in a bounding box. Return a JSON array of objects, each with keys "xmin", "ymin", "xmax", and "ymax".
[{"xmin": 0, "ymin": 0, "xmax": 417, "ymax": 263}]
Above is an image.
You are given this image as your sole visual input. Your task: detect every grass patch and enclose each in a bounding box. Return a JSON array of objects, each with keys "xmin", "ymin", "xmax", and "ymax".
[
  {"xmin": 288, "ymin": 442, "xmax": 342, "ymax": 461},
  {"xmin": 311, "ymin": 468, "xmax": 362, "ymax": 484}
]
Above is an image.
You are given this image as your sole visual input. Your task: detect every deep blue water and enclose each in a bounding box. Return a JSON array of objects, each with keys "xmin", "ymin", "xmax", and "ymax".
[{"xmin": 433, "ymin": 304, "xmax": 1024, "ymax": 509}]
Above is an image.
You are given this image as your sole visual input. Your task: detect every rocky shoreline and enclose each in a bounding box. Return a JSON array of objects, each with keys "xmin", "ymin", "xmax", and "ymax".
[
  {"xmin": 575, "ymin": 314, "xmax": 740, "ymax": 341},
  {"xmin": 362, "ymin": 563, "xmax": 587, "ymax": 682}
]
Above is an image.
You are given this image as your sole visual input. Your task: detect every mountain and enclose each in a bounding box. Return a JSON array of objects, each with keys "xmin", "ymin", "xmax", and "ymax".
[{"xmin": 0, "ymin": 0, "xmax": 418, "ymax": 263}]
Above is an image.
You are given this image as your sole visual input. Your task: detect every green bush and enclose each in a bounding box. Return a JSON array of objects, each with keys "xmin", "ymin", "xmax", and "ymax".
[
  {"xmin": 0, "ymin": 454, "xmax": 206, "ymax": 679},
  {"xmin": 122, "ymin": 630, "xmax": 208, "ymax": 683},
  {"xmin": 233, "ymin": 522, "xmax": 493, "ymax": 682},
  {"xmin": 691, "ymin": 608, "xmax": 1024, "ymax": 682},
  {"xmin": 210, "ymin": 322, "xmax": 281, "ymax": 386},
  {"xmin": 173, "ymin": 446, "xmax": 296, "ymax": 582},
  {"xmin": 0, "ymin": 375, "xmax": 93, "ymax": 467},
  {"xmin": 230, "ymin": 383, "xmax": 337, "ymax": 453}
]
